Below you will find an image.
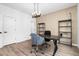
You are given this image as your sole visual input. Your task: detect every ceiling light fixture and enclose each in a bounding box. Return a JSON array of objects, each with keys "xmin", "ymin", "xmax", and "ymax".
[{"xmin": 32, "ymin": 3, "xmax": 41, "ymax": 18}]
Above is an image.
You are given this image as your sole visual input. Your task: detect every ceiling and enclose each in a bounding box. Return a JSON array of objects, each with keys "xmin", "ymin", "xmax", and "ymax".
[{"xmin": 1, "ymin": 3, "xmax": 77, "ymax": 15}]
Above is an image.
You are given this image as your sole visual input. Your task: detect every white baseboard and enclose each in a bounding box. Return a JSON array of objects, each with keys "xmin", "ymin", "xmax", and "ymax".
[{"xmin": 0, "ymin": 45, "xmax": 3, "ymax": 48}]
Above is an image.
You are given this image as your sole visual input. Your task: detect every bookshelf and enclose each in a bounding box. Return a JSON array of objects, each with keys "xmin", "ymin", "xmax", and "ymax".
[
  {"xmin": 58, "ymin": 19, "xmax": 72, "ymax": 46},
  {"xmin": 37, "ymin": 23, "xmax": 45, "ymax": 35}
]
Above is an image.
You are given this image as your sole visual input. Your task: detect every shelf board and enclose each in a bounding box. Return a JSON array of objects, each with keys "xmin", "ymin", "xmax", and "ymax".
[
  {"xmin": 60, "ymin": 37, "xmax": 71, "ymax": 39},
  {"xmin": 60, "ymin": 31, "xmax": 71, "ymax": 33},
  {"xmin": 59, "ymin": 19, "xmax": 71, "ymax": 22},
  {"xmin": 38, "ymin": 27, "xmax": 45, "ymax": 28},
  {"xmin": 39, "ymin": 31, "xmax": 44, "ymax": 32},
  {"xmin": 38, "ymin": 23, "xmax": 45, "ymax": 25},
  {"xmin": 59, "ymin": 26, "xmax": 71, "ymax": 27}
]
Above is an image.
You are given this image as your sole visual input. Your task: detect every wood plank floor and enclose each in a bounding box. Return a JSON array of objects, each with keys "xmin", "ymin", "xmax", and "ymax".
[
  {"xmin": 0, "ymin": 40, "xmax": 79, "ymax": 56},
  {"xmin": 0, "ymin": 40, "xmax": 32, "ymax": 56}
]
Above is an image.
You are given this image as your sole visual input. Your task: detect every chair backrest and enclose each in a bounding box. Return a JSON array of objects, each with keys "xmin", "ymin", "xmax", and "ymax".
[
  {"xmin": 31, "ymin": 33, "xmax": 45, "ymax": 45},
  {"xmin": 44, "ymin": 31, "xmax": 51, "ymax": 42},
  {"xmin": 31, "ymin": 33, "xmax": 37, "ymax": 45},
  {"xmin": 44, "ymin": 30, "xmax": 51, "ymax": 36},
  {"xmin": 31, "ymin": 33, "xmax": 37, "ymax": 41}
]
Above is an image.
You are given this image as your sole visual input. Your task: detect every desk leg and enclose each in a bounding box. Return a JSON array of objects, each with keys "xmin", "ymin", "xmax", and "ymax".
[{"xmin": 52, "ymin": 40, "xmax": 58, "ymax": 56}]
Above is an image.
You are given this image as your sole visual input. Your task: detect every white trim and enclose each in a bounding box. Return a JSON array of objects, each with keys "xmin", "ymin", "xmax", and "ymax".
[
  {"xmin": 0, "ymin": 45, "xmax": 3, "ymax": 48},
  {"xmin": 77, "ymin": 4, "xmax": 79, "ymax": 48}
]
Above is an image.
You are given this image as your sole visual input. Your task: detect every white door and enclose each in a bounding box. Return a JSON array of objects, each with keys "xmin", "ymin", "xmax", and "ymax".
[
  {"xmin": 3, "ymin": 16, "xmax": 16, "ymax": 45},
  {"xmin": 0, "ymin": 15, "xmax": 3, "ymax": 47}
]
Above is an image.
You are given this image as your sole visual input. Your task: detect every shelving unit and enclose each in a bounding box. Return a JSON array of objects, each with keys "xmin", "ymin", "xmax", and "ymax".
[
  {"xmin": 37, "ymin": 23, "xmax": 45, "ymax": 35},
  {"xmin": 58, "ymin": 19, "xmax": 72, "ymax": 46}
]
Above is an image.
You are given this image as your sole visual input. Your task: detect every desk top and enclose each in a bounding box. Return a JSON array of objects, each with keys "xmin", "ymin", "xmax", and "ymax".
[{"xmin": 40, "ymin": 35, "xmax": 59, "ymax": 40}]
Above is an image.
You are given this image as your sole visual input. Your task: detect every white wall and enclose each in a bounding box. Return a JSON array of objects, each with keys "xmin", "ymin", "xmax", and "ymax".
[
  {"xmin": 0, "ymin": 4, "xmax": 36, "ymax": 47},
  {"xmin": 77, "ymin": 4, "xmax": 79, "ymax": 48}
]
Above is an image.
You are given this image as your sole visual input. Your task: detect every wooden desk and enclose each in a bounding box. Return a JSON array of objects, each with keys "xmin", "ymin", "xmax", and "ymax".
[{"xmin": 40, "ymin": 35, "xmax": 59, "ymax": 56}]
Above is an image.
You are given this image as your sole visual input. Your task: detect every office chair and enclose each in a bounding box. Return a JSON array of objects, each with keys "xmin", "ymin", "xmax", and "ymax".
[{"xmin": 31, "ymin": 33, "xmax": 45, "ymax": 55}]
